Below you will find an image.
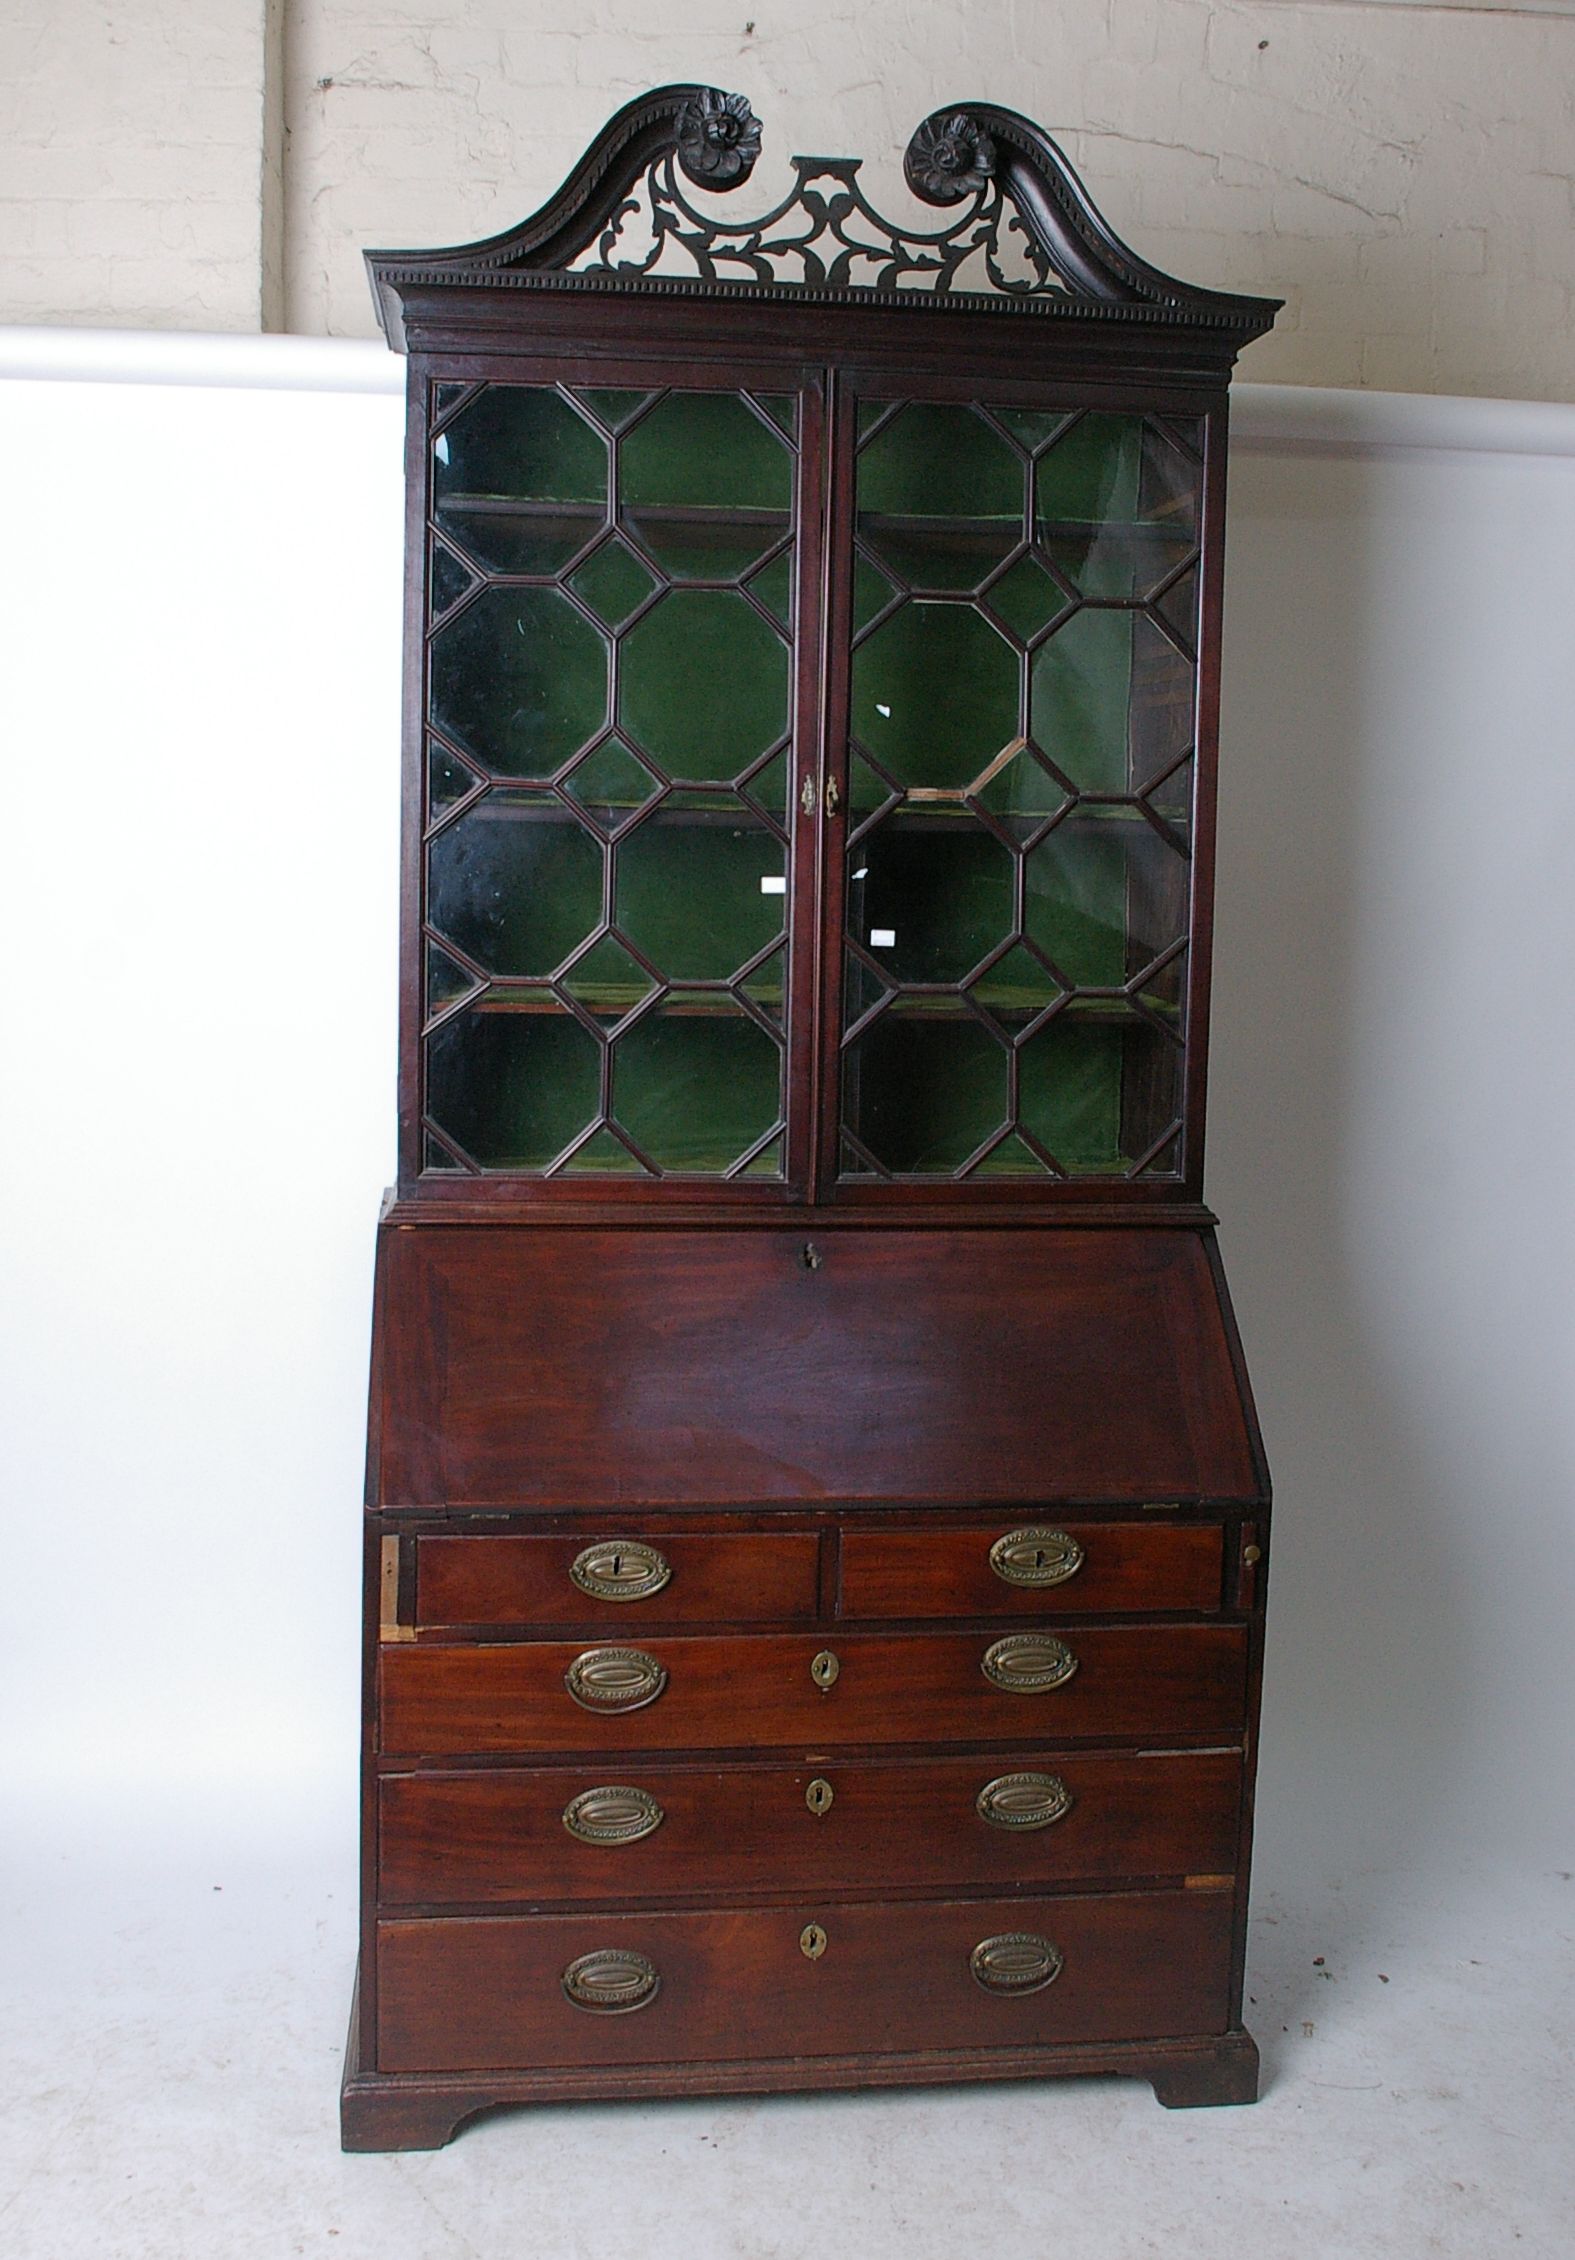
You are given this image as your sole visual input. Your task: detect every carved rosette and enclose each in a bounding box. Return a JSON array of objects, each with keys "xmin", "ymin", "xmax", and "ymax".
[
  {"xmin": 905, "ymin": 111, "xmax": 996, "ymax": 204},
  {"xmin": 675, "ymin": 88, "xmax": 762, "ymax": 186}
]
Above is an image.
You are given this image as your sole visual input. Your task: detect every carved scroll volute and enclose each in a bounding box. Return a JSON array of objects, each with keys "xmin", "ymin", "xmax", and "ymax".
[
  {"xmin": 981, "ymin": 1632, "xmax": 1079, "ymax": 1694},
  {"xmin": 970, "ymin": 1932, "xmax": 1065, "ymax": 1996},
  {"xmin": 561, "ymin": 1947, "xmax": 661, "ymax": 2014},
  {"xmin": 564, "ymin": 1647, "xmax": 668, "ymax": 1713}
]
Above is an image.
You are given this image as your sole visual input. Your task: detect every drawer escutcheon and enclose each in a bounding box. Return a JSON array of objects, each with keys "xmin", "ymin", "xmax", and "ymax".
[
  {"xmin": 976, "ymin": 1771, "xmax": 1074, "ymax": 1831},
  {"xmin": 562, "ymin": 1784, "xmax": 666, "ymax": 1844},
  {"xmin": 971, "ymin": 1932, "xmax": 1065, "ymax": 1996},
  {"xmin": 564, "ymin": 1647, "xmax": 668, "ymax": 1713},
  {"xmin": 561, "ymin": 1947, "xmax": 661, "ymax": 2014},
  {"xmin": 989, "ymin": 1527, "xmax": 1086, "ymax": 1588},
  {"xmin": 981, "ymin": 1633, "xmax": 1079, "ymax": 1694},
  {"xmin": 570, "ymin": 1539, "xmax": 672, "ymax": 1603}
]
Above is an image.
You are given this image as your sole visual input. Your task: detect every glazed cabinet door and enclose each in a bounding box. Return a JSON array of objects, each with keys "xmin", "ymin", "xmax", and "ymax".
[
  {"xmin": 412, "ymin": 364, "xmax": 823, "ymax": 1195},
  {"xmin": 821, "ymin": 379, "xmax": 1217, "ymax": 1200}
]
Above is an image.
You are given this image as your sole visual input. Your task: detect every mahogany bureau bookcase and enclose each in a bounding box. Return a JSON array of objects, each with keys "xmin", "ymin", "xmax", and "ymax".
[{"xmin": 342, "ymin": 86, "xmax": 1280, "ymax": 2150}]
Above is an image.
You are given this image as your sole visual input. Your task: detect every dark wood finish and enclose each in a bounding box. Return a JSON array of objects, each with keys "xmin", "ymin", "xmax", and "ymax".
[
  {"xmin": 415, "ymin": 1528, "xmax": 822, "ymax": 1628},
  {"xmin": 381, "ymin": 1624, "xmax": 1247, "ymax": 1755},
  {"xmin": 348, "ymin": 93, "xmax": 1276, "ymax": 2149},
  {"xmin": 838, "ymin": 1518, "xmax": 1225, "ymax": 1619},
  {"xmin": 371, "ymin": 1225, "xmax": 1259, "ymax": 1507},
  {"xmin": 375, "ymin": 1885, "xmax": 1234, "ymax": 2073},
  {"xmin": 342, "ymin": 1967, "xmax": 1257, "ymax": 2148},
  {"xmin": 378, "ymin": 1748, "xmax": 1243, "ymax": 1906}
]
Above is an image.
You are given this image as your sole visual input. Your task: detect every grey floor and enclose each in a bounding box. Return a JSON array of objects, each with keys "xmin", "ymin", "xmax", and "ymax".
[{"xmin": 3, "ymin": 1784, "xmax": 1569, "ymax": 2260}]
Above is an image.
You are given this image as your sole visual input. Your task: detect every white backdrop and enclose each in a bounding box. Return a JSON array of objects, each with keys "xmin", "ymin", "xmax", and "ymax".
[{"xmin": 1, "ymin": 335, "xmax": 1572, "ymax": 1910}]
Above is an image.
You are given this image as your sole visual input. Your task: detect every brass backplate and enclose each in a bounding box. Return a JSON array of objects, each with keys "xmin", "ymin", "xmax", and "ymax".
[
  {"xmin": 971, "ymin": 1932, "xmax": 1064, "ymax": 1996},
  {"xmin": 976, "ymin": 1771, "xmax": 1073, "ymax": 1831},
  {"xmin": 564, "ymin": 1646, "xmax": 668, "ymax": 1712},
  {"xmin": 981, "ymin": 1632, "xmax": 1079, "ymax": 1694},
  {"xmin": 810, "ymin": 1649, "xmax": 840, "ymax": 1690},
  {"xmin": 805, "ymin": 1776, "xmax": 834, "ymax": 1815},
  {"xmin": 799, "ymin": 1922, "xmax": 828, "ymax": 1960},
  {"xmin": 989, "ymin": 1526, "xmax": 1086, "ymax": 1588},
  {"xmin": 561, "ymin": 1947, "xmax": 661, "ymax": 2014},
  {"xmin": 562, "ymin": 1784, "xmax": 665, "ymax": 1844},
  {"xmin": 569, "ymin": 1538, "xmax": 672, "ymax": 1603}
]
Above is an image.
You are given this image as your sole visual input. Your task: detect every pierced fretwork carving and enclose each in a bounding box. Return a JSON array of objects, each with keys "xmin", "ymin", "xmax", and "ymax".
[
  {"xmin": 366, "ymin": 85, "xmax": 1281, "ymax": 342},
  {"xmin": 574, "ymin": 144, "xmax": 1060, "ymax": 298}
]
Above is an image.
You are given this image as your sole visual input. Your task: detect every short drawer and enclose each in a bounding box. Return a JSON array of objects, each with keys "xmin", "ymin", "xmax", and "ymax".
[
  {"xmin": 378, "ymin": 1749, "xmax": 1243, "ymax": 1906},
  {"xmin": 375, "ymin": 1884, "xmax": 1235, "ymax": 2073},
  {"xmin": 413, "ymin": 1529, "xmax": 821, "ymax": 1630},
  {"xmin": 839, "ymin": 1519, "xmax": 1225, "ymax": 1619},
  {"xmin": 378, "ymin": 1625, "xmax": 1247, "ymax": 1756}
]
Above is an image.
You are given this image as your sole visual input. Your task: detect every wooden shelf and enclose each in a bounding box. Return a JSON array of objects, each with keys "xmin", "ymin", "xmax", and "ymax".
[
  {"xmin": 436, "ymin": 497, "xmax": 789, "ymax": 535},
  {"xmin": 857, "ymin": 510, "xmax": 1192, "ymax": 545},
  {"xmin": 460, "ymin": 984, "xmax": 1173, "ymax": 1026}
]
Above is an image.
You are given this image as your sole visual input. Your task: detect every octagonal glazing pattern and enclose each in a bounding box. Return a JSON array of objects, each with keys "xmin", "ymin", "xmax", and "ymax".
[
  {"xmin": 840, "ymin": 399, "xmax": 1202, "ymax": 1184},
  {"xmin": 422, "ymin": 379, "xmax": 799, "ymax": 1180}
]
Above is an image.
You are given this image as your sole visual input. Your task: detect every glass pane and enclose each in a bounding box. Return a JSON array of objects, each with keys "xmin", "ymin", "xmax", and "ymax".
[
  {"xmin": 433, "ymin": 386, "xmax": 607, "ymax": 574},
  {"xmin": 851, "ymin": 817, "xmax": 1012, "ymax": 987},
  {"xmin": 620, "ymin": 392, "xmax": 792, "ymax": 581},
  {"xmin": 569, "ymin": 537, "xmax": 659, "ymax": 628},
  {"xmin": 857, "ymin": 402, "xmax": 1022, "ymax": 591},
  {"xmin": 424, "ymin": 381, "xmax": 799, "ymax": 1180},
  {"xmin": 839, "ymin": 396, "xmax": 1201, "ymax": 1183},
  {"xmin": 617, "ymin": 799, "xmax": 786, "ymax": 982},
  {"xmin": 1018, "ymin": 1015, "xmax": 1183, "ymax": 1176},
  {"xmin": 621, "ymin": 589, "xmax": 789, "ymax": 777},
  {"xmin": 428, "ymin": 792, "xmax": 603, "ymax": 978},
  {"xmin": 1023, "ymin": 820, "xmax": 1188, "ymax": 990},
  {"xmin": 851, "ymin": 602, "xmax": 1018, "ymax": 793},
  {"xmin": 1035, "ymin": 414, "xmax": 1198, "ymax": 601},
  {"xmin": 843, "ymin": 1014, "xmax": 1008, "ymax": 1175},
  {"xmin": 429, "ymin": 586, "xmax": 608, "ymax": 778},
  {"xmin": 426, "ymin": 1007, "xmax": 600, "ymax": 1170},
  {"xmin": 612, "ymin": 1005, "xmax": 782, "ymax": 1173}
]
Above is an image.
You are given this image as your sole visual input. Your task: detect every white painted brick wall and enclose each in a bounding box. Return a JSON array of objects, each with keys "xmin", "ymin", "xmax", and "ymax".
[{"xmin": 2, "ymin": 0, "xmax": 1573, "ymax": 397}]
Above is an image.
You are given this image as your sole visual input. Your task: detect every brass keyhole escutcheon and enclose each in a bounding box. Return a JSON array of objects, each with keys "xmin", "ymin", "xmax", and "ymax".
[
  {"xmin": 810, "ymin": 1649, "xmax": 840, "ymax": 1690},
  {"xmin": 805, "ymin": 1776, "xmax": 834, "ymax": 1816},
  {"xmin": 800, "ymin": 1922, "xmax": 828, "ymax": 1960},
  {"xmin": 800, "ymin": 1242, "xmax": 823, "ymax": 1272}
]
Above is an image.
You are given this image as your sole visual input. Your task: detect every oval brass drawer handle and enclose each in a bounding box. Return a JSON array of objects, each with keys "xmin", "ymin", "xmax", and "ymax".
[
  {"xmin": 570, "ymin": 1538, "xmax": 671, "ymax": 1603},
  {"xmin": 565, "ymin": 1646, "xmax": 668, "ymax": 1712},
  {"xmin": 976, "ymin": 1771, "xmax": 1073, "ymax": 1831},
  {"xmin": 989, "ymin": 1526, "xmax": 1085, "ymax": 1588},
  {"xmin": 981, "ymin": 1632, "xmax": 1078, "ymax": 1694},
  {"xmin": 561, "ymin": 1947, "xmax": 661, "ymax": 2014},
  {"xmin": 971, "ymin": 1932, "xmax": 1064, "ymax": 1996},
  {"xmin": 562, "ymin": 1784, "xmax": 665, "ymax": 1844}
]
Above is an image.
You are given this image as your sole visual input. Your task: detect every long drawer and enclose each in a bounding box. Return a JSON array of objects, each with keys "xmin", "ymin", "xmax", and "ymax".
[
  {"xmin": 375, "ymin": 1885, "xmax": 1236, "ymax": 2073},
  {"xmin": 379, "ymin": 1626, "xmax": 1248, "ymax": 1755},
  {"xmin": 378, "ymin": 1749, "xmax": 1243, "ymax": 1906}
]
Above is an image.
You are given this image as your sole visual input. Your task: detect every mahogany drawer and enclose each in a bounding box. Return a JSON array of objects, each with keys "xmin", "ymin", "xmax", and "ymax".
[
  {"xmin": 378, "ymin": 1749, "xmax": 1244, "ymax": 1906},
  {"xmin": 379, "ymin": 1626, "xmax": 1248, "ymax": 1755},
  {"xmin": 375, "ymin": 1884, "xmax": 1235, "ymax": 2072},
  {"xmin": 412, "ymin": 1529, "xmax": 820, "ymax": 1630},
  {"xmin": 839, "ymin": 1519, "xmax": 1225, "ymax": 1619}
]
